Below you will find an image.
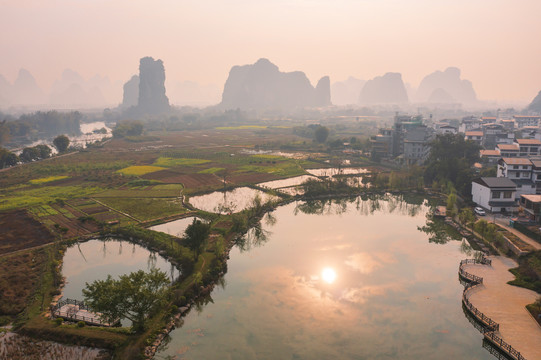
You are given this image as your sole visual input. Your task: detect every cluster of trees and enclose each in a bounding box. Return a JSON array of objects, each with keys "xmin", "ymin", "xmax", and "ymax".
[
  {"xmin": 0, "ymin": 111, "xmax": 81, "ymax": 146},
  {"xmin": 0, "ymin": 135, "xmax": 70, "ymax": 168},
  {"xmin": 293, "ymin": 124, "xmax": 330, "ymax": 143},
  {"xmin": 424, "ymin": 133, "xmax": 480, "ymax": 196},
  {"xmin": 112, "ymin": 120, "xmax": 144, "ymax": 138}
]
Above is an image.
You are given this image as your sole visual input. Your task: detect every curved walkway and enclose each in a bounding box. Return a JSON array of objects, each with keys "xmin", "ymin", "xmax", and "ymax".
[{"xmin": 463, "ymin": 256, "xmax": 541, "ymax": 360}]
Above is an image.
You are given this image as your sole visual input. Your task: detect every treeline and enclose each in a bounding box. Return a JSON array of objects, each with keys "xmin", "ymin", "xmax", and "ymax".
[
  {"xmin": 0, "ymin": 135, "xmax": 70, "ymax": 168},
  {"xmin": 0, "ymin": 111, "xmax": 82, "ymax": 146}
]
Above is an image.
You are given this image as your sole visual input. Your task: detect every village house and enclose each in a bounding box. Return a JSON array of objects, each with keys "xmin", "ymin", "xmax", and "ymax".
[{"xmin": 471, "ymin": 177, "xmax": 517, "ymax": 213}]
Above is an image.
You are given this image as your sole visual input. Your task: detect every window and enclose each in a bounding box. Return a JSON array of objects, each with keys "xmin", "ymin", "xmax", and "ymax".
[
  {"xmin": 523, "ymin": 165, "xmax": 529, "ymax": 169},
  {"xmin": 516, "ymin": 172, "xmax": 520, "ymax": 178},
  {"xmin": 503, "ymin": 191, "xmax": 512, "ymax": 199},
  {"xmin": 513, "ymin": 165, "xmax": 519, "ymax": 169},
  {"xmin": 492, "ymin": 191, "xmax": 501, "ymax": 198}
]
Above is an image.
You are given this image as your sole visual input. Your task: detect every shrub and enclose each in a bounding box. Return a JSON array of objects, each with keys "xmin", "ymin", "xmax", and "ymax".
[
  {"xmin": 54, "ymin": 317, "xmax": 63, "ymax": 326},
  {"xmin": 77, "ymin": 321, "xmax": 85, "ymax": 328}
]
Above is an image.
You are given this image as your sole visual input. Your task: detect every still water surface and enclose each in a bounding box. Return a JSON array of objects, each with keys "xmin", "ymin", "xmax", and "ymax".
[
  {"xmin": 61, "ymin": 239, "xmax": 178, "ymax": 303},
  {"xmin": 156, "ymin": 195, "xmax": 494, "ymax": 359}
]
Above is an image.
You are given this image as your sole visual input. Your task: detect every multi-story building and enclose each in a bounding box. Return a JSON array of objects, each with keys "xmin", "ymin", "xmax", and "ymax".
[
  {"xmin": 513, "ymin": 115, "xmax": 540, "ymax": 128},
  {"xmin": 516, "ymin": 138, "xmax": 541, "ymax": 157},
  {"xmin": 459, "ymin": 116, "xmax": 481, "ymax": 133},
  {"xmin": 520, "ymin": 194, "xmax": 541, "ymax": 222},
  {"xmin": 482, "ymin": 123, "xmax": 514, "ymax": 149},
  {"xmin": 479, "ymin": 150, "xmax": 500, "ymax": 164},
  {"xmin": 497, "ymin": 144, "xmax": 519, "ymax": 157},
  {"xmin": 465, "ymin": 130, "xmax": 483, "ymax": 144},
  {"xmin": 471, "ymin": 177, "xmax": 517, "ymax": 213},
  {"xmin": 403, "ymin": 126, "xmax": 434, "ymax": 165},
  {"xmin": 497, "ymin": 158, "xmax": 536, "ymax": 199}
]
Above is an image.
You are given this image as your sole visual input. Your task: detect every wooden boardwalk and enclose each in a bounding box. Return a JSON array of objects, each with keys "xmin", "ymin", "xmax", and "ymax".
[
  {"xmin": 51, "ymin": 298, "xmax": 114, "ymax": 327},
  {"xmin": 459, "ymin": 257, "xmax": 529, "ymax": 360}
]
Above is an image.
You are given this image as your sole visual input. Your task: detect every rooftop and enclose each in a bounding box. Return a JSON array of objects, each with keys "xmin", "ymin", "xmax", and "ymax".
[
  {"xmin": 516, "ymin": 139, "xmax": 541, "ymax": 145},
  {"xmin": 473, "ymin": 177, "xmax": 517, "ymax": 188},
  {"xmin": 497, "ymin": 144, "xmax": 519, "ymax": 151},
  {"xmin": 501, "ymin": 158, "xmax": 532, "ymax": 165},
  {"xmin": 513, "ymin": 115, "xmax": 541, "ymax": 119},
  {"xmin": 521, "ymin": 194, "xmax": 541, "ymax": 202},
  {"xmin": 480, "ymin": 150, "xmax": 500, "ymax": 156},
  {"xmin": 466, "ymin": 131, "xmax": 483, "ymax": 136}
]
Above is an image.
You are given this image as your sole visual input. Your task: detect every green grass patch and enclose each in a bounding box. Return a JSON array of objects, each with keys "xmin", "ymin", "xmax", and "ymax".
[
  {"xmin": 238, "ymin": 162, "xmax": 305, "ymax": 177},
  {"xmin": 98, "ymin": 197, "xmax": 187, "ymax": 221},
  {"xmin": 198, "ymin": 167, "xmax": 226, "ymax": 174},
  {"xmin": 508, "ymin": 250, "xmax": 541, "ymax": 293},
  {"xmin": 251, "ymin": 154, "xmax": 287, "ymax": 160},
  {"xmin": 30, "ymin": 205, "xmax": 59, "ymax": 217},
  {"xmin": 117, "ymin": 166, "xmax": 166, "ymax": 176},
  {"xmin": 0, "ymin": 186, "xmax": 104, "ymax": 212},
  {"xmin": 93, "ymin": 185, "xmax": 182, "ymax": 198},
  {"xmin": 29, "ymin": 176, "xmax": 69, "ymax": 185},
  {"xmin": 153, "ymin": 157, "xmax": 210, "ymax": 167}
]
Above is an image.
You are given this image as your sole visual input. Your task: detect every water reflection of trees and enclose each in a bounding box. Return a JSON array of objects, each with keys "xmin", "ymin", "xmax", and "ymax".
[
  {"xmin": 417, "ymin": 214, "xmax": 462, "ymax": 244},
  {"xmin": 293, "ymin": 194, "xmax": 426, "ymax": 217},
  {"xmin": 234, "ymin": 221, "xmax": 271, "ymax": 252}
]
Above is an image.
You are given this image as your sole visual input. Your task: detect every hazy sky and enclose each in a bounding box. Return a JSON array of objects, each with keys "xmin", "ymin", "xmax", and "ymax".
[{"xmin": 1, "ymin": 0, "xmax": 540, "ymax": 103}]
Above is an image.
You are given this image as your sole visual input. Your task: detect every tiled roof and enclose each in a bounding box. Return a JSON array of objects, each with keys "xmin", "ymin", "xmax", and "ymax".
[
  {"xmin": 501, "ymin": 158, "xmax": 532, "ymax": 165},
  {"xmin": 516, "ymin": 139, "xmax": 541, "ymax": 145},
  {"xmin": 473, "ymin": 177, "xmax": 517, "ymax": 188},
  {"xmin": 497, "ymin": 144, "xmax": 519, "ymax": 151},
  {"xmin": 480, "ymin": 150, "xmax": 500, "ymax": 156}
]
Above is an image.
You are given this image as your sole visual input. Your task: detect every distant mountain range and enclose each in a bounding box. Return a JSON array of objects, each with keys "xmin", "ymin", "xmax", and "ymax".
[
  {"xmin": 0, "ymin": 68, "xmax": 121, "ymax": 109},
  {"xmin": 220, "ymin": 58, "xmax": 331, "ymax": 110}
]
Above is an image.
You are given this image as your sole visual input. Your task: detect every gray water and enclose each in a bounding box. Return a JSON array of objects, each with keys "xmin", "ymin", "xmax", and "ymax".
[{"xmin": 155, "ymin": 195, "xmax": 495, "ymax": 360}]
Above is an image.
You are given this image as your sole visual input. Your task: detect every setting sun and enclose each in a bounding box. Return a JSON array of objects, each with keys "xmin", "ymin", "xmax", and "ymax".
[{"xmin": 321, "ymin": 267, "xmax": 337, "ymax": 284}]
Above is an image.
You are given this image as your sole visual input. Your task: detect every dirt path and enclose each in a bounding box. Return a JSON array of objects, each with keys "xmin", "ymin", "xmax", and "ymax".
[
  {"xmin": 493, "ymin": 218, "xmax": 541, "ymax": 251},
  {"xmin": 464, "ymin": 256, "xmax": 541, "ymax": 360}
]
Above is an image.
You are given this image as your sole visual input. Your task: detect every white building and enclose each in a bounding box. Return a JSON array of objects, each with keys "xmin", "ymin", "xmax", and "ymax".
[{"xmin": 471, "ymin": 177, "xmax": 517, "ymax": 213}]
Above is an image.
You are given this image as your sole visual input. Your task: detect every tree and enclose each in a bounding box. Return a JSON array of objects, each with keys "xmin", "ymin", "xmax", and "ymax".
[
  {"xmin": 82, "ymin": 268, "xmax": 170, "ymax": 332},
  {"xmin": 459, "ymin": 208, "xmax": 476, "ymax": 234},
  {"xmin": 314, "ymin": 126, "xmax": 329, "ymax": 143},
  {"xmin": 424, "ymin": 133, "xmax": 481, "ymax": 196},
  {"xmin": 0, "ymin": 147, "xmax": 18, "ymax": 168},
  {"xmin": 184, "ymin": 219, "xmax": 211, "ymax": 261},
  {"xmin": 53, "ymin": 134, "xmax": 70, "ymax": 153},
  {"xmin": 35, "ymin": 144, "xmax": 52, "ymax": 159},
  {"xmin": 20, "ymin": 147, "xmax": 40, "ymax": 162}
]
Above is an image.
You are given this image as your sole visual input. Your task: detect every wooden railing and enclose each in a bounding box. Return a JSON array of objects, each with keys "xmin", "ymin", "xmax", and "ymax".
[
  {"xmin": 459, "ymin": 257, "xmax": 526, "ymax": 360},
  {"xmin": 50, "ymin": 298, "xmax": 113, "ymax": 327}
]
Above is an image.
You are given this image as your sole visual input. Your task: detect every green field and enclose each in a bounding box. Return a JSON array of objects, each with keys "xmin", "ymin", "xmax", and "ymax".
[
  {"xmin": 153, "ymin": 157, "xmax": 211, "ymax": 167},
  {"xmin": 0, "ymin": 185, "xmax": 104, "ymax": 211},
  {"xmin": 93, "ymin": 185, "xmax": 183, "ymax": 198},
  {"xmin": 117, "ymin": 165, "xmax": 166, "ymax": 176},
  {"xmin": 98, "ymin": 197, "xmax": 187, "ymax": 221},
  {"xmin": 29, "ymin": 175, "xmax": 69, "ymax": 185}
]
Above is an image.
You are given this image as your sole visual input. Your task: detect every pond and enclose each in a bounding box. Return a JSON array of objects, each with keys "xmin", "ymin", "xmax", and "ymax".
[
  {"xmin": 149, "ymin": 216, "xmax": 201, "ymax": 237},
  {"xmin": 306, "ymin": 167, "xmax": 369, "ymax": 177},
  {"xmin": 188, "ymin": 187, "xmax": 278, "ymax": 214},
  {"xmin": 61, "ymin": 238, "xmax": 179, "ymax": 317},
  {"xmin": 257, "ymin": 175, "xmax": 318, "ymax": 189},
  {"xmin": 156, "ymin": 195, "xmax": 495, "ymax": 360}
]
